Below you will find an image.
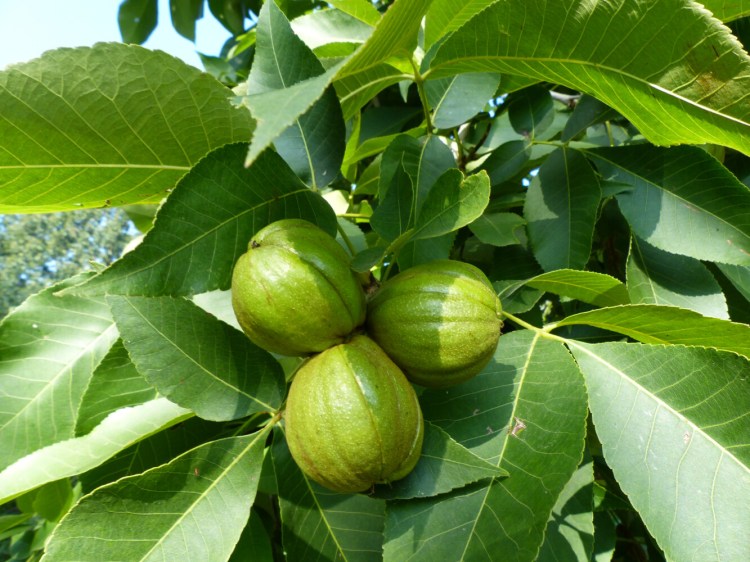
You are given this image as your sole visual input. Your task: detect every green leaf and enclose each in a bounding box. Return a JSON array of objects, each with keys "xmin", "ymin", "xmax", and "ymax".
[
  {"xmin": 0, "ymin": 398, "xmax": 191, "ymax": 505},
  {"xmin": 476, "ymin": 140, "xmax": 531, "ymax": 186},
  {"xmin": 370, "ymin": 161, "xmax": 415, "ymax": 243},
  {"xmin": 169, "ymin": 0, "xmax": 204, "ymax": 42},
  {"xmin": 207, "ymin": 0, "xmax": 247, "ymax": 35},
  {"xmin": 379, "ymin": 134, "xmax": 456, "ymax": 207},
  {"xmin": 375, "ymin": 422, "xmax": 507, "ymax": 501},
  {"xmin": 412, "ymin": 170, "xmax": 490, "ymax": 240},
  {"xmin": 192, "ymin": 289, "xmax": 241, "ymax": 331},
  {"xmin": 75, "ymin": 339, "xmax": 157, "ymax": 436},
  {"xmin": 590, "ymin": 145, "xmax": 750, "ymax": 266},
  {"xmin": 333, "ymin": 0, "xmax": 433, "ymax": 117},
  {"xmin": 291, "ymin": 8, "xmax": 374, "ymax": 49},
  {"xmin": 335, "ymin": 63, "xmax": 411, "ymax": 120},
  {"xmin": 537, "ymin": 458, "xmax": 594, "ymax": 562},
  {"xmin": 627, "ymin": 237, "xmax": 729, "ymax": 319},
  {"xmin": 569, "ymin": 341, "xmax": 750, "ymax": 562},
  {"xmin": 524, "ymin": 148, "xmax": 601, "ymax": 271},
  {"xmin": 229, "ymin": 509, "xmax": 274, "ymax": 562},
  {"xmin": 0, "ymin": 275, "xmax": 117, "ymax": 471},
  {"xmin": 717, "ymin": 263, "xmax": 750, "ymax": 302},
  {"xmin": 701, "ymin": 0, "xmax": 750, "ymax": 22},
  {"xmin": 385, "ymin": 331, "xmax": 588, "ymax": 561},
  {"xmin": 374, "ymin": 135, "xmax": 459, "ymax": 269},
  {"xmin": 507, "ymin": 85, "xmax": 555, "ymax": 139},
  {"xmin": 592, "ymin": 511, "xmax": 618, "ymax": 562},
  {"xmin": 328, "ymin": 0, "xmax": 381, "ymax": 26},
  {"xmin": 248, "ymin": 1, "xmax": 345, "ymax": 188},
  {"xmin": 0, "ymin": 43, "xmax": 254, "ymax": 213},
  {"xmin": 80, "ymin": 417, "xmax": 225, "ymax": 492},
  {"xmin": 398, "ymin": 231, "xmax": 456, "ymax": 270},
  {"xmin": 561, "ymin": 95, "xmax": 618, "ymax": 142},
  {"xmin": 555, "ymin": 304, "xmax": 750, "ymax": 361},
  {"xmin": 19, "ymin": 479, "xmax": 74, "ymax": 523},
  {"xmin": 469, "ymin": 212, "xmax": 527, "ymax": 247},
  {"xmin": 489, "ymin": 245, "xmax": 545, "ymax": 314},
  {"xmin": 425, "ymin": 73, "xmax": 501, "ymax": 130},
  {"xmin": 118, "ymin": 0, "xmax": 158, "ymax": 44},
  {"xmin": 423, "ymin": 0, "xmax": 496, "ymax": 51},
  {"xmin": 337, "ymin": 0, "xmax": 430, "ymax": 80},
  {"xmin": 43, "ymin": 429, "xmax": 268, "ymax": 562},
  {"xmin": 109, "ymin": 296, "xmax": 285, "ymax": 421},
  {"xmin": 272, "ymin": 430, "xmax": 386, "ymax": 562},
  {"xmin": 240, "ymin": 63, "xmax": 344, "ymax": 168},
  {"xmin": 429, "ymin": 0, "xmax": 750, "ymax": 156},
  {"xmin": 525, "ymin": 270, "xmax": 630, "ymax": 308},
  {"xmin": 69, "ymin": 144, "xmax": 336, "ymax": 297}
]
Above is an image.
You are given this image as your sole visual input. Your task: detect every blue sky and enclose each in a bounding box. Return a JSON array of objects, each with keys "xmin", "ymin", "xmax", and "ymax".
[{"xmin": 0, "ymin": 0, "xmax": 232, "ymax": 70}]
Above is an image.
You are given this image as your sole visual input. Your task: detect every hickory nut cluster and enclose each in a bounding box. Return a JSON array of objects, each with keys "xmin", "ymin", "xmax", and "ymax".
[{"xmin": 231, "ymin": 219, "xmax": 503, "ymax": 493}]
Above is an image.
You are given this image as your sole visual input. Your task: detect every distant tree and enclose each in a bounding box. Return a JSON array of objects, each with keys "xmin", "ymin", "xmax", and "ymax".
[{"xmin": 0, "ymin": 209, "xmax": 133, "ymax": 317}]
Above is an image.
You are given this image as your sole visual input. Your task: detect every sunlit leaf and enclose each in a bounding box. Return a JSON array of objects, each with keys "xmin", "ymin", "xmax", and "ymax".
[
  {"xmin": 570, "ymin": 341, "xmax": 750, "ymax": 562},
  {"xmin": 627, "ymin": 237, "xmax": 729, "ymax": 319},
  {"xmin": 328, "ymin": 0, "xmax": 381, "ymax": 26},
  {"xmin": 75, "ymin": 339, "xmax": 157, "ymax": 436},
  {"xmin": 0, "ymin": 398, "xmax": 191, "ymax": 505},
  {"xmin": 537, "ymin": 458, "xmax": 594, "ymax": 562},
  {"xmin": 556, "ymin": 304, "xmax": 750, "ymax": 361},
  {"xmin": 384, "ymin": 331, "xmax": 587, "ymax": 561},
  {"xmin": 247, "ymin": 1, "xmax": 345, "ymax": 188},
  {"xmin": 525, "ymin": 269, "xmax": 630, "ymax": 308},
  {"xmin": 701, "ymin": 0, "xmax": 750, "ymax": 22},
  {"xmin": 109, "ymin": 295, "xmax": 285, "ymax": 421},
  {"xmin": 80, "ymin": 417, "xmax": 225, "ymax": 492},
  {"xmin": 334, "ymin": 0, "xmax": 432, "ymax": 117},
  {"xmin": 0, "ymin": 275, "xmax": 117, "ymax": 471},
  {"xmin": 590, "ymin": 145, "xmax": 750, "ymax": 266},
  {"xmin": 0, "ymin": 43, "xmax": 253, "ymax": 212},
  {"xmin": 68, "ymin": 144, "xmax": 336, "ymax": 297},
  {"xmin": 43, "ymin": 429, "xmax": 269, "ymax": 561},
  {"xmin": 423, "ymin": 0, "xmax": 496, "ymax": 51},
  {"xmin": 429, "ymin": 0, "xmax": 750, "ymax": 156},
  {"xmin": 373, "ymin": 422, "xmax": 507, "ymax": 500}
]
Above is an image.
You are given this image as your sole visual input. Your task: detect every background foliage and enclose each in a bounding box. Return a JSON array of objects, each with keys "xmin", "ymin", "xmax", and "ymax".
[{"xmin": 1, "ymin": 1, "xmax": 749, "ymax": 561}]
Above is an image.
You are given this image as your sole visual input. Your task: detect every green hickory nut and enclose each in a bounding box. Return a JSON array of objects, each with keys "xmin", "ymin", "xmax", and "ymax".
[
  {"xmin": 284, "ymin": 334, "xmax": 424, "ymax": 494},
  {"xmin": 366, "ymin": 259, "xmax": 503, "ymax": 388},
  {"xmin": 231, "ymin": 218, "xmax": 366, "ymax": 356}
]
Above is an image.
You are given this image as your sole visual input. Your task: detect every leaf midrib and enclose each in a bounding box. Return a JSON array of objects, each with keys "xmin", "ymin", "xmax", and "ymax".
[{"xmin": 0, "ymin": 164, "xmax": 191, "ymax": 170}]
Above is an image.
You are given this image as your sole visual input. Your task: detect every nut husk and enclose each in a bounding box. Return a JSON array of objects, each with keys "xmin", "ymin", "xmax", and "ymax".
[
  {"xmin": 366, "ymin": 259, "xmax": 502, "ymax": 388},
  {"xmin": 284, "ymin": 335, "xmax": 424, "ymax": 493},
  {"xmin": 231, "ymin": 219, "xmax": 366, "ymax": 356}
]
